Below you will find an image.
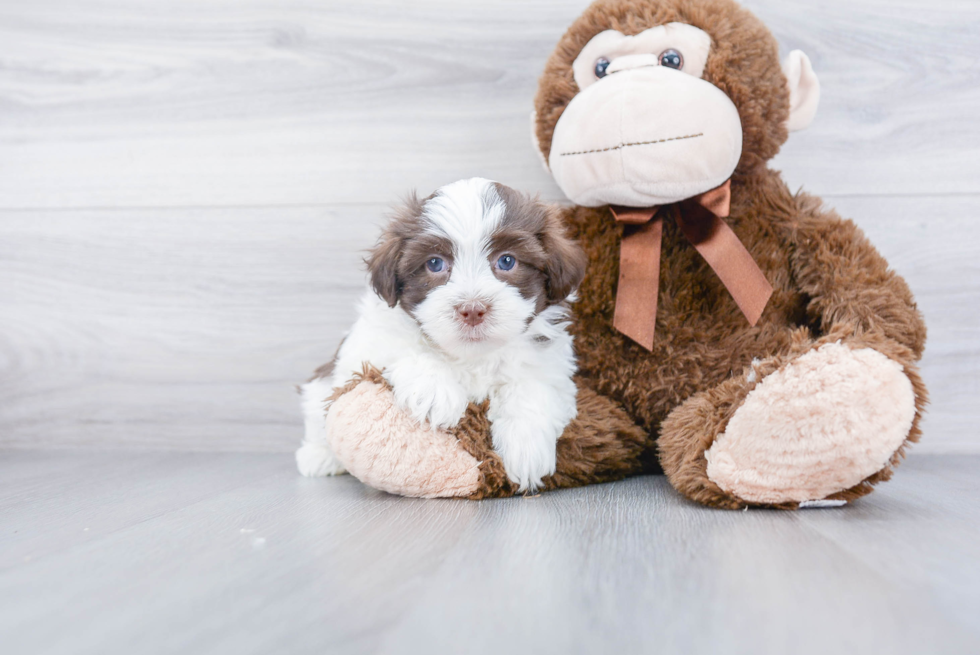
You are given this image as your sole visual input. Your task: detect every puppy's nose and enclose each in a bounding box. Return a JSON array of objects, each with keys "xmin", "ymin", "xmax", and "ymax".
[{"xmin": 457, "ymin": 301, "xmax": 488, "ymax": 327}]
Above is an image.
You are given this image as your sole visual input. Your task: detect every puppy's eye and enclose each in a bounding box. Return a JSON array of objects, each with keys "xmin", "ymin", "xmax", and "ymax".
[
  {"xmin": 659, "ymin": 49, "xmax": 683, "ymax": 70},
  {"xmin": 426, "ymin": 257, "xmax": 446, "ymax": 273},
  {"xmin": 495, "ymin": 254, "xmax": 517, "ymax": 271},
  {"xmin": 594, "ymin": 57, "xmax": 611, "ymax": 79}
]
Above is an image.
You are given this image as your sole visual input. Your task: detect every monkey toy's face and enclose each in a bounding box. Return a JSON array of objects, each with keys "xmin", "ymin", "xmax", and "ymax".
[
  {"xmin": 534, "ymin": 0, "xmax": 820, "ymax": 209},
  {"xmin": 551, "ymin": 22, "xmax": 740, "ymax": 208}
]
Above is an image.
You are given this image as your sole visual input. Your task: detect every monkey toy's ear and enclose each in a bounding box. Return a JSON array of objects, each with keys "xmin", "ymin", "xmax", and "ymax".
[{"xmin": 783, "ymin": 50, "xmax": 821, "ymax": 132}]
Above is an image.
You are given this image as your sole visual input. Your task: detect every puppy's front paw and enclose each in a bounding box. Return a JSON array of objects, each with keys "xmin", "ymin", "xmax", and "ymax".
[
  {"xmin": 491, "ymin": 420, "xmax": 558, "ymax": 492},
  {"xmin": 386, "ymin": 365, "xmax": 469, "ymax": 430}
]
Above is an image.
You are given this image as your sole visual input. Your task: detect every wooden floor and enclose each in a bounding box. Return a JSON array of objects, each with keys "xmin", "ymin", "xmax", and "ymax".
[{"xmin": 2, "ymin": 451, "xmax": 978, "ymax": 655}]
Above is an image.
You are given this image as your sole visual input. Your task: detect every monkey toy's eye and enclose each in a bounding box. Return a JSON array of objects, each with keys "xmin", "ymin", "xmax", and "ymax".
[
  {"xmin": 495, "ymin": 254, "xmax": 517, "ymax": 271},
  {"xmin": 426, "ymin": 257, "xmax": 446, "ymax": 273},
  {"xmin": 659, "ymin": 49, "xmax": 684, "ymax": 70},
  {"xmin": 594, "ymin": 57, "xmax": 611, "ymax": 79}
]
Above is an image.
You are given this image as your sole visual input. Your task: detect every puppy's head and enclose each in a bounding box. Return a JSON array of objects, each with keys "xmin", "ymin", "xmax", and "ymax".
[{"xmin": 367, "ymin": 178, "xmax": 587, "ymax": 356}]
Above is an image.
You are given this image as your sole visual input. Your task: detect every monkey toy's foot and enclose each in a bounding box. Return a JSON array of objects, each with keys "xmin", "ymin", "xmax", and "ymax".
[
  {"xmin": 704, "ymin": 343, "xmax": 917, "ymax": 505},
  {"xmin": 324, "ymin": 368, "xmax": 482, "ymax": 499}
]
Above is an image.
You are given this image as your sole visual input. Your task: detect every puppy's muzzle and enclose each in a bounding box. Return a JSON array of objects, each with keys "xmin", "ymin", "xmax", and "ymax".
[{"xmin": 456, "ymin": 301, "xmax": 489, "ymax": 327}]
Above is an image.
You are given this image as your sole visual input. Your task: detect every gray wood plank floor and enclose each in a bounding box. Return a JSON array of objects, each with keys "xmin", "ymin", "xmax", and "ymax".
[{"xmin": 2, "ymin": 451, "xmax": 978, "ymax": 655}]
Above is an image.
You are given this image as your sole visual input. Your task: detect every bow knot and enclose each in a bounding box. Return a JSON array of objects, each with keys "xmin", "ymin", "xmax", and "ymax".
[{"xmin": 609, "ymin": 179, "xmax": 773, "ymax": 351}]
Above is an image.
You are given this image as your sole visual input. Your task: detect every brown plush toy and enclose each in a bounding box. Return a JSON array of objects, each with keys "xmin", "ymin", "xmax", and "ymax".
[{"xmin": 318, "ymin": 0, "xmax": 927, "ymax": 509}]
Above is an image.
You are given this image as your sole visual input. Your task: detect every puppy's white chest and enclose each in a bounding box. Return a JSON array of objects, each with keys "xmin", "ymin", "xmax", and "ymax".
[{"xmin": 447, "ymin": 354, "xmax": 511, "ymax": 404}]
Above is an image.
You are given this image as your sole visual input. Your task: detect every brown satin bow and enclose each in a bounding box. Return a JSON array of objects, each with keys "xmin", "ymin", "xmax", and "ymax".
[{"xmin": 610, "ymin": 179, "xmax": 773, "ymax": 351}]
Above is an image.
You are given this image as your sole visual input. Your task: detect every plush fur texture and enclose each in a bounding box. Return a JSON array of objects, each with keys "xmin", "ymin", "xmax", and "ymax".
[
  {"xmin": 299, "ymin": 178, "xmax": 587, "ymax": 492},
  {"xmin": 326, "ymin": 367, "xmax": 482, "ymax": 498},
  {"xmin": 321, "ymin": 365, "xmax": 651, "ymax": 500},
  {"xmin": 704, "ymin": 343, "xmax": 917, "ymax": 503},
  {"xmin": 321, "ymin": 0, "xmax": 928, "ymax": 509}
]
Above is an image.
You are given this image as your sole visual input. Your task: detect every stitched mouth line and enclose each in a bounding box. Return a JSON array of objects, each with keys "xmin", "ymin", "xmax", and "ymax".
[{"xmin": 559, "ymin": 132, "xmax": 704, "ymax": 157}]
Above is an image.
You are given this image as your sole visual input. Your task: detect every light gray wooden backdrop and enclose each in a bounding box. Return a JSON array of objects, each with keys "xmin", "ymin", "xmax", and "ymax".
[{"xmin": 1, "ymin": 0, "xmax": 977, "ymax": 453}]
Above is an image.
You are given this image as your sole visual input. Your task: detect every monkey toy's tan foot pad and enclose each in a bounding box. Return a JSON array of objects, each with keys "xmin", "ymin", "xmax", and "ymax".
[
  {"xmin": 705, "ymin": 343, "xmax": 916, "ymax": 505},
  {"xmin": 325, "ymin": 376, "xmax": 481, "ymax": 498}
]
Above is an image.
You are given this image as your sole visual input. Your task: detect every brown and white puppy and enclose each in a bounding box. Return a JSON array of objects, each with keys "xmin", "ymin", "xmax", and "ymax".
[{"xmin": 298, "ymin": 178, "xmax": 587, "ymax": 491}]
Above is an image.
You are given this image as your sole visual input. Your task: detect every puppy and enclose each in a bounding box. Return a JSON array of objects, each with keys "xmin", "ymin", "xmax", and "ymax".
[{"xmin": 297, "ymin": 178, "xmax": 587, "ymax": 491}]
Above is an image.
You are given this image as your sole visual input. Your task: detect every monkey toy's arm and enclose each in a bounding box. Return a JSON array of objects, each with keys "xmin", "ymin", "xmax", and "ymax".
[
  {"xmin": 788, "ymin": 195, "xmax": 927, "ymax": 360},
  {"xmin": 320, "ymin": 365, "xmax": 649, "ymax": 499}
]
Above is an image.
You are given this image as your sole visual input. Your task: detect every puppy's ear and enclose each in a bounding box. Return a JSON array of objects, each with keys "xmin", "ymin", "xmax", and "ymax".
[
  {"xmin": 541, "ymin": 207, "xmax": 587, "ymax": 303},
  {"xmin": 366, "ymin": 193, "xmax": 426, "ymax": 307},
  {"xmin": 366, "ymin": 228, "xmax": 403, "ymax": 307}
]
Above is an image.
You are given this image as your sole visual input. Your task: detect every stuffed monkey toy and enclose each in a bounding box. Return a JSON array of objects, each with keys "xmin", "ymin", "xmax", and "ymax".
[{"xmin": 318, "ymin": 0, "xmax": 927, "ymax": 509}]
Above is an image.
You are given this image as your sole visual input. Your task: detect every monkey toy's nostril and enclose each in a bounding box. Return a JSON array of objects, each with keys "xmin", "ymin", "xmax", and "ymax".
[{"xmin": 457, "ymin": 301, "xmax": 488, "ymax": 327}]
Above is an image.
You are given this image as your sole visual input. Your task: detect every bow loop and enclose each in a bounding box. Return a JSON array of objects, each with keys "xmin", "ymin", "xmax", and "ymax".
[{"xmin": 610, "ymin": 179, "xmax": 772, "ymax": 351}]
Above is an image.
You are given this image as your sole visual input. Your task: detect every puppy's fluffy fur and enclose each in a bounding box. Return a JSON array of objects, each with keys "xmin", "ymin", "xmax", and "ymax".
[{"xmin": 297, "ymin": 178, "xmax": 587, "ymax": 490}]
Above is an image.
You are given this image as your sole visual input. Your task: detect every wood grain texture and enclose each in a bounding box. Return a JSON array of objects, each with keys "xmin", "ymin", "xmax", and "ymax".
[
  {"xmin": 0, "ymin": 0, "xmax": 978, "ymax": 209},
  {"xmin": 0, "ymin": 205, "xmax": 386, "ymax": 451},
  {"xmin": 0, "ymin": 0, "xmax": 977, "ymax": 452},
  {"xmin": 1, "ymin": 451, "xmax": 978, "ymax": 655},
  {"xmin": 1, "ymin": 195, "xmax": 975, "ymax": 452}
]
